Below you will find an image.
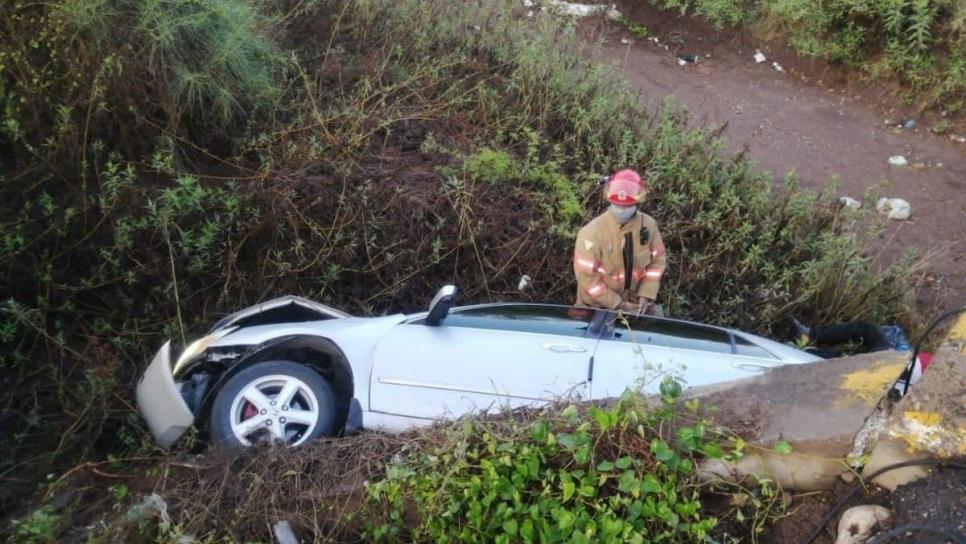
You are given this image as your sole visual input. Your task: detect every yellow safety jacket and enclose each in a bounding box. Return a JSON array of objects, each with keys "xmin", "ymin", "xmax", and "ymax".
[{"xmin": 573, "ymin": 210, "xmax": 667, "ymax": 309}]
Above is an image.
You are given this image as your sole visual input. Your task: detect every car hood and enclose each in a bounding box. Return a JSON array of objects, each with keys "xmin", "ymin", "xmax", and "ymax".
[
  {"xmin": 208, "ymin": 314, "xmax": 409, "ymax": 349},
  {"xmin": 208, "ymin": 295, "xmax": 350, "ymax": 334}
]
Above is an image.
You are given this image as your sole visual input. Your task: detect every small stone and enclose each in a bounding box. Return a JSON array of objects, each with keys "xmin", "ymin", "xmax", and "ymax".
[
  {"xmin": 754, "ymin": 50, "xmax": 767, "ymax": 64},
  {"xmin": 773, "ymin": 62, "xmax": 785, "ymax": 73},
  {"xmin": 887, "ymin": 155, "xmax": 908, "ymax": 166},
  {"xmin": 620, "ymin": 37, "xmax": 633, "ymax": 45},
  {"xmin": 903, "ymin": 119, "xmax": 917, "ymax": 130}
]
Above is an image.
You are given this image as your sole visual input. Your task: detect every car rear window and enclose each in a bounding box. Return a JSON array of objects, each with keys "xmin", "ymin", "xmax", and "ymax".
[{"xmin": 441, "ymin": 305, "xmax": 594, "ymax": 338}]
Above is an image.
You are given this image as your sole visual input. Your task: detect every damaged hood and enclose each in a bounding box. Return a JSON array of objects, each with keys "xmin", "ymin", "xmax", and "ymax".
[{"xmin": 208, "ymin": 295, "xmax": 350, "ymax": 334}]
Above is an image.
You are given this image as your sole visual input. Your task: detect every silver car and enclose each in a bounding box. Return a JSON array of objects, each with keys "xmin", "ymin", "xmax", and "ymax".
[{"xmin": 136, "ymin": 286, "xmax": 820, "ymax": 448}]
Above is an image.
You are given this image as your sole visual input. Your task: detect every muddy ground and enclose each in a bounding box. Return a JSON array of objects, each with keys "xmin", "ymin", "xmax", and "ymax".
[{"xmin": 583, "ymin": 2, "xmax": 966, "ymax": 309}]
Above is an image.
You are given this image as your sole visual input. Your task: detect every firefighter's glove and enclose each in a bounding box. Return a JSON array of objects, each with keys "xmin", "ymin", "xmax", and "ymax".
[
  {"xmin": 617, "ymin": 301, "xmax": 639, "ymax": 314},
  {"xmin": 638, "ymin": 299, "xmax": 656, "ymax": 316}
]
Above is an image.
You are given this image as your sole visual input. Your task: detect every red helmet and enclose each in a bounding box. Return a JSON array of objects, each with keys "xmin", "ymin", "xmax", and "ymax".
[{"xmin": 606, "ymin": 169, "xmax": 645, "ymax": 205}]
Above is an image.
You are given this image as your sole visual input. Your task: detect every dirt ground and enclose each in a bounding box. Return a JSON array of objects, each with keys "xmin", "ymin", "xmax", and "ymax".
[
  {"xmin": 759, "ymin": 466, "xmax": 966, "ymax": 544},
  {"xmin": 584, "ymin": 2, "xmax": 966, "ymax": 309}
]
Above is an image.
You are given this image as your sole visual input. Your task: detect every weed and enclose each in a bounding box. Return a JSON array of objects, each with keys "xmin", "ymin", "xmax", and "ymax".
[
  {"xmin": 9, "ymin": 506, "xmax": 59, "ymax": 543},
  {"xmin": 619, "ymin": 16, "xmax": 651, "ymax": 39}
]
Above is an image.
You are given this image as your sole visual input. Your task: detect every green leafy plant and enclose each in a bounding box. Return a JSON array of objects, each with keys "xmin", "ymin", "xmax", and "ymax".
[
  {"xmin": 9, "ymin": 506, "xmax": 59, "ymax": 544},
  {"xmin": 364, "ymin": 384, "xmax": 724, "ymax": 543}
]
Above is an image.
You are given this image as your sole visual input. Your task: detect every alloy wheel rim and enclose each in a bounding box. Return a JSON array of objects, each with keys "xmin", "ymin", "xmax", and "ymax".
[{"xmin": 228, "ymin": 374, "xmax": 320, "ymax": 446}]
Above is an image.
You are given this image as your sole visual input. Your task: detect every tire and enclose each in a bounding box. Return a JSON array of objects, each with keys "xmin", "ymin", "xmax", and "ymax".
[{"xmin": 209, "ymin": 360, "xmax": 337, "ymax": 447}]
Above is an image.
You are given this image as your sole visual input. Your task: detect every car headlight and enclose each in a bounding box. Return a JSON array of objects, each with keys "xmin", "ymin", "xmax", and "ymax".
[{"xmin": 172, "ymin": 327, "xmax": 237, "ymax": 377}]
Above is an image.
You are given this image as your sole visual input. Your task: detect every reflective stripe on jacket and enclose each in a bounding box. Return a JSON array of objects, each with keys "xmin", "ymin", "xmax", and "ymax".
[{"xmin": 573, "ymin": 210, "xmax": 667, "ymax": 309}]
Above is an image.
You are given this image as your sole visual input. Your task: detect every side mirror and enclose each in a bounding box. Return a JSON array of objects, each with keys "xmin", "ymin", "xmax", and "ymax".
[{"xmin": 425, "ymin": 285, "xmax": 457, "ymax": 326}]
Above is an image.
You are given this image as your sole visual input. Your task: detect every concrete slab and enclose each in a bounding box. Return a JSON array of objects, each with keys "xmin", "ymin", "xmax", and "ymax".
[
  {"xmin": 862, "ymin": 313, "xmax": 966, "ymax": 489},
  {"xmin": 692, "ymin": 351, "xmax": 908, "ymax": 490},
  {"xmin": 695, "ymin": 313, "xmax": 966, "ymax": 491}
]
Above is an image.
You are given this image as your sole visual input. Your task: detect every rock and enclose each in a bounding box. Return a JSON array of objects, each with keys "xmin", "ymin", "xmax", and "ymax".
[
  {"xmin": 835, "ymin": 505, "xmax": 892, "ymax": 544},
  {"xmin": 773, "ymin": 62, "xmax": 785, "ymax": 73},
  {"xmin": 754, "ymin": 50, "xmax": 766, "ymax": 64},
  {"xmin": 875, "ymin": 198, "xmax": 911, "ymax": 220},
  {"xmin": 605, "ymin": 6, "xmax": 622, "ymax": 20},
  {"xmin": 903, "ymin": 119, "xmax": 917, "ymax": 130},
  {"xmin": 887, "ymin": 155, "xmax": 908, "ymax": 166},
  {"xmin": 517, "ymin": 274, "xmax": 532, "ymax": 291},
  {"xmin": 620, "ymin": 37, "xmax": 633, "ymax": 45},
  {"xmin": 840, "ymin": 197, "xmax": 861, "ymax": 209},
  {"xmin": 274, "ymin": 520, "xmax": 299, "ymax": 544}
]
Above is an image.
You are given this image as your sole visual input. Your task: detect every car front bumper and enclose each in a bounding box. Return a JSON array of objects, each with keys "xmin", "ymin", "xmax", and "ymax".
[{"xmin": 136, "ymin": 341, "xmax": 195, "ymax": 449}]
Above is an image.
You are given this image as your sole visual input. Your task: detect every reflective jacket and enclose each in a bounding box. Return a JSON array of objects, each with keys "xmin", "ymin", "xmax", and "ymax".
[{"xmin": 573, "ymin": 210, "xmax": 667, "ymax": 309}]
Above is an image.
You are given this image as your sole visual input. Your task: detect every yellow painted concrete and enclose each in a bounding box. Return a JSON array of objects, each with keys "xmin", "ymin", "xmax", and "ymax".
[
  {"xmin": 947, "ymin": 313, "xmax": 966, "ymax": 341},
  {"xmin": 904, "ymin": 411, "xmax": 943, "ymax": 426},
  {"xmin": 838, "ymin": 363, "xmax": 905, "ymax": 405}
]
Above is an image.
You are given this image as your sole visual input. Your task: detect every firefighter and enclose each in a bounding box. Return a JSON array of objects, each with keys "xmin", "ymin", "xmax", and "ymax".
[{"xmin": 573, "ymin": 169, "xmax": 666, "ymax": 314}]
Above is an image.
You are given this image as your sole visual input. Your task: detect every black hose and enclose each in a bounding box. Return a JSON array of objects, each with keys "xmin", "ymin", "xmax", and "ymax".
[
  {"xmin": 866, "ymin": 524, "xmax": 966, "ymax": 544},
  {"xmin": 801, "ymin": 458, "xmax": 966, "ymax": 544}
]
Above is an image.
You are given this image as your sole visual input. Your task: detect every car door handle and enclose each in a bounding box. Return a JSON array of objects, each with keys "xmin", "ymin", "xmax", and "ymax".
[
  {"xmin": 542, "ymin": 343, "xmax": 587, "ymax": 353},
  {"xmin": 733, "ymin": 362, "xmax": 771, "ymax": 372}
]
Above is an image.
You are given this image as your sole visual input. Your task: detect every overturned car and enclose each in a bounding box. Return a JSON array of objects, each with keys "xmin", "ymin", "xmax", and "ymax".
[{"xmin": 136, "ymin": 286, "xmax": 821, "ymax": 448}]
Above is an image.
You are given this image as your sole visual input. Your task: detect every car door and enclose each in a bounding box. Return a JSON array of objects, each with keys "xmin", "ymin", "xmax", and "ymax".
[
  {"xmin": 590, "ymin": 314, "xmax": 773, "ymax": 398},
  {"xmin": 589, "ymin": 312, "xmax": 681, "ymax": 399},
  {"xmin": 369, "ymin": 304, "xmax": 598, "ymax": 420}
]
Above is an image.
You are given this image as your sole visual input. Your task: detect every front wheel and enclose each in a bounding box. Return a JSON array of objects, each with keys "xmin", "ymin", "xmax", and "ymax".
[{"xmin": 209, "ymin": 360, "xmax": 336, "ymax": 447}]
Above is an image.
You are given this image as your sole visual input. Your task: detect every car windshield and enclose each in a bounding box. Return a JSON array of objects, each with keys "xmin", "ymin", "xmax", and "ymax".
[{"xmin": 437, "ymin": 304, "xmax": 595, "ymax": 338}]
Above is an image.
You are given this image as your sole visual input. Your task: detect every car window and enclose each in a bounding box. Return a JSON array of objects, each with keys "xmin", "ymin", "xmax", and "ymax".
[
  {"xmin": 606, "ymin": 314, "xmax": 733, "ymax": 354},
  {"xmin": 607, "ymin": 314, "xmax": 673, "ymax": 347},
  {"xmin": 439, "ymin": 305, "xmax": 595, "ymax": 338},
  {"xmin": 734, "ymin": 335, "xmax": 778, "ymax": 360}
]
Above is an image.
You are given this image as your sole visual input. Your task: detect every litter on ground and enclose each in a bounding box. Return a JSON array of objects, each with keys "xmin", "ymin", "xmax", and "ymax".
[
  {"xmin": 876, "ymin": 198, "xmax": 912, "ymax": 220},
  {"xmin": 887, "ymin": 155, "xmax": 908, "ymax": 166},
  {"xmin": 839, "ymin": 197, "xmax": 861, "ymax": 209},
  {"xmin": 546, "ymin": 1, "xmax": 619, "ymax": 18},
  {"xmin": 754, "ymin": 50, "xmax": 767, "ymax": 63}
]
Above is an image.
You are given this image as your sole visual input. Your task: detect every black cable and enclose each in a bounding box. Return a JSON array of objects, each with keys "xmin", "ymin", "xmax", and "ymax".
[
  {"xmin": 866, "ymin": 524, "xmax": 966, "ymax": 544},
  {"xmin": 801, "ymin": 458, "xmax": 966, "ymax": 544},
  {"xmin": 895, "ymin": 305, "xmax": 966, "ymax": 398}
]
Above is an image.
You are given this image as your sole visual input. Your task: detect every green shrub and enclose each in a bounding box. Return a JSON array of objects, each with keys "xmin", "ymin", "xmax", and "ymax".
[
  {"xmin": 464, "ymin": 148, "xmax": 516, "ymax": 183},
  {"xmin": 364, "ymin": 385, "xmax": 724, "ymax": 543}
]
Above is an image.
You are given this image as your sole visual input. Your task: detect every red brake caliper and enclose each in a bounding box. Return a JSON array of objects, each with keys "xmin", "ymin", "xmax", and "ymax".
[{"xmin": 242, "ymin": 401, "xmax": 257, "ymax": 420}]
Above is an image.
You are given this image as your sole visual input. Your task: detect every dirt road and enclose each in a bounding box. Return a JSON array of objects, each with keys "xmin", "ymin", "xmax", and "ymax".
[{"xmin": 589, "ymin": 2, "xmax": 966, "ymax": 307}]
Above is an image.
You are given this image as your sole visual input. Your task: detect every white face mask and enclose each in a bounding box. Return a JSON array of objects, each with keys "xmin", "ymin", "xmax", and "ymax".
[{"xmin": 609, "ymin": 204, "xmax": 638, "ymax": 223}]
